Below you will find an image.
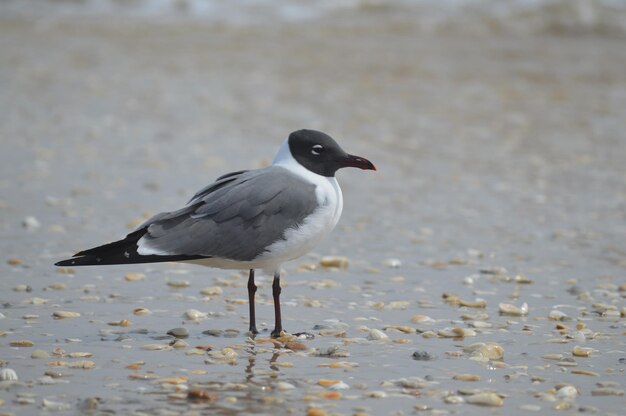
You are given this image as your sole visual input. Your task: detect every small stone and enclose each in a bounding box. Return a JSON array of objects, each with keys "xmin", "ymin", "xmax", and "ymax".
[
  {"xmin": 276, "ymin": 381, "xmax": 295, "ymax": 390},
  {"xmin": 499, "ymin": 302, "xmax": 528, "ymax": 316},
  {"xmin": 549, "ymin": 310, "xmax": 570, "ymax": 321},
  {"xmin": 438, "ymin": 327, "xmax": 476, "ymax": 338},
  {"xmin": 591, "ymin": 388, "xmax": 624, "ymax": 396},
  {"xmin": 412, "ymin": 351, "xmax": 436, "ymax": 361},
  {"xmin": 10, "ymin": 339, "xmax": 34, "ymax": 347},
  {"xmin": 142, "ymin": 344, "xmax": 172, "ymax": 351},
  {"xmin": 454, "ymin": 374, "xmax": 481, "ymax": 381},
  {"xmin": 411, "ymin": 315, "xmax": 434, "ymax": 323},
  {"xmin": 571, "ymin": 370, "xmax": 599, "ymax": 376},
  {"xmin": 124, "ymin": 272, "xmax": 145, "ymax": 281},
  {"xmin": 48, "ymin": 283, "xmax": 66, "ymax": 290},
  {"xmin": 167, "ymin": 327, "xmax": 189, "ymax": 339},
  {"xmin": 307, "ymin": 408, "xmax": 329, "ymax": 416},
  {"xmin": 383, "ymin": 258, "xmax": 402, "ymax": 268},
  {"xmin": 22, "ymin": 216, "xmax": 41, "ymax": 230},
  {"xmin": 167, "ymin": 280, "xmax": 190, "ymax": 288},
  {"xmin": 556, "ymin": 385, "xmax": 578, "ymax": 399},
  {"xmin": 553, "ymin": 402, "xmax": 573, "ymax": 410},
  {"xmin": 572, "ymin": 346, "xmax": 593, "ymax": 357},
  {"xmin": 200, "ymin": 286, "xmax": 223, "ymax": 296},
  {"xmin": 31, "ymin": 350, "xmax": 50, "ymax": 359},
  {"xmin": 466, "ymin": 392, "xmax": 503, "ymax": 407},
  {"xmin": 444, "ymin": 395, "xmax": 465, "ymax": 404},
  {"xmin": 185, "ymin": 309, "xmax": 207, "ymax": 320},
  {"xmin": 133, "ymin": 307, "xmax": 151, "ymax": 316},
  {"xmin": 14, "ymin": 284, "xmax": 31, "ymax": 292},
  {"xmin": 67, "ymin": 360, "xmax": 96, "ymax": 369},
  {"xmin": 319, "ymin": 256, "xmax": 349, "ymax": 269},
  {"xmin": 285, "ymin": 341, "xmax": 307, "ymax": 351},
  {"xmin": 42, "ymin": 398, "xmax": 71, "ymax": 411},
  {"xmin": 7, "ymin": 258, "xmax": 23, "ymax": 266},
  {"xmin": 387, "ymin": 301, "xmax": 410, "ymax": 310},
  {"xmin": 188, "ymin": 389, "xmax": 218, "ymax": 401},
  {"xmin": 464, "ymin": 342, "xmax": 504, "ymax": 360},
  {"xmin": 365, "ymin": 391, "xmax": 387, "ymax": 398},
  {"xmin": 367, "ymin": 328, "xmax": 389, "ymax": 341},
  {"xmin": 0, "ymin": 368, "xmax": 18, "ymax": 381},
  {"xmin": 170, "ymin": 339, "xmax": 188, "ymax": 349},
  {"xmin": 53, "ymin": 310, "xmax": 81, "ymax": 319}
]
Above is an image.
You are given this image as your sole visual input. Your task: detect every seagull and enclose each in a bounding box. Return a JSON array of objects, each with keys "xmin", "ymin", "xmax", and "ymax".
[{"xmin": 55, "ymin": 129, "xmax": 375, "ymax": 337}]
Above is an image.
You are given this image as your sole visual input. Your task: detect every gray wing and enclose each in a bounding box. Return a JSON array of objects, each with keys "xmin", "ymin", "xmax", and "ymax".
[{"xmin": 136, "ymin": 166, "xmax": 318, "ymax": 261}]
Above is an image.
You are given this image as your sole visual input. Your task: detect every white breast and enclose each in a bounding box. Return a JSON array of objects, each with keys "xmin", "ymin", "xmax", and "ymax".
[{"xmin": 253, "ymin": 139, "xmax": 344, "ymax": 274}]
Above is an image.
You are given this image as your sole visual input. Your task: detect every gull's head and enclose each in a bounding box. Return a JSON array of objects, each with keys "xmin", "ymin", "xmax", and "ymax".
[{"xmin": 273, "ymin": 129, "xmax": 376, "ymax": 177}]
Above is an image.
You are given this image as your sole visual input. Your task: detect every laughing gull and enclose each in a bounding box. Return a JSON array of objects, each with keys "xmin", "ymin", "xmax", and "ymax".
[{"xmin": 56, "ymin": 129, "xmax": 375, "ymax": 337}]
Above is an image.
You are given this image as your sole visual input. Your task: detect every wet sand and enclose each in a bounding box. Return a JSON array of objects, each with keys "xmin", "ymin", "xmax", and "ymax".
[{"xmin": 1, "ymin": 12, "xmax": 626, "ymax": 416}]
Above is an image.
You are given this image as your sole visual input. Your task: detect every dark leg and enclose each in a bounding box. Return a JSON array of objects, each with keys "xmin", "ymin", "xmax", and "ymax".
[
  {"xmin": 271, "ymin": 272, "xmax": 282, "ymax": 338},
  {"xmin": 247, "ymin": 269, "xmax": 258, "ymax": 335}
]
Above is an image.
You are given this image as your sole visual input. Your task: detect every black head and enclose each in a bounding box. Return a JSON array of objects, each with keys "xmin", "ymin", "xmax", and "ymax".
[{"xmin": 288, "ymin": 129, "xmax": 376, "ymax": 177}]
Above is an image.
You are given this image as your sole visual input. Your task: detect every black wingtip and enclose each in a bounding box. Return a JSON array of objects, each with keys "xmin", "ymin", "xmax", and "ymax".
[{"xmin": 55, "ymin": 258, "xmax": 78, "ymax": 267}]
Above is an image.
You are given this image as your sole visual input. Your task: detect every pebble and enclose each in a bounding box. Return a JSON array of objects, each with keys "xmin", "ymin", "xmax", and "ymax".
[
  {"xmin": 124, "ymin": 272, "xmax": 145, "ymax": 281},
  {"xmin": 548, "ymin": 310, "xmax": 570, "ymax": 321},
  {"xmin": 365, "ymin": 391, "xmax": 387, "ymax": 398},
  {"xmin": 31, "ymin": 350, "xmax": 50, "ymax": 359},
  {"xmin": 207, "ymin": 347, "xmax": 238, "ymax": 364},
  {"xmin": 412, "ymin": 351, "xmax": 436, "ymax": 361},
  {"xmin": 53, "ymin": 310, "xmax": 81, "ymax": 319},
  {"xmin": 316, "ymin": 346, "xmax": 350, "ymax": 358},
  {"xmin": 25, "ymin": 297, "xmax": 48, "ymax": 305},
  {"xmin": 444, "ymin": 395, "xmax": 464, "ymax": 404},
  {"xmin": 520, "ymin": 404, "xmax": 542, "ymax": 412},
  {"xmin": 142, "ymin": 344, "xmax": 172, "ymax": 351},
  {"xmin": 167, "ymin": 327, "xmax": 189, "ymax": 338},
  {"xmin": 7, "ymin": 257, "xmax": 23, "ymax": 266},
  {"xmin": 187, "ymin": 389, "xmax": 219, "ymax": 401},
  {"xmin": 319, "ymin": 256, "xmax": 349, "ymax": 269},
  {"xmin": 133, "ymin": 307, "xmax": 151, "ymax": 316},
  {"xmin": 167, "ymin": 280, "xmax": 190, "ymax": 288},
  {"xmin": 10, "ymin": 340, "xmax": 34, "ymax": 347},
  {"xmin": 572, "ymin": 346, "xmax": 593, "ymax": 357},
  {"xmin": 14, "ymin": 284, "xmax": 32, "ymax": 292},
  {"xmin": 200, "ymin": 286, "xmax": 223, "ymax": 296},
  {"xmin": 383, "ymin": 258, "xmax": 402, "ymax": 268},
  {"xmin": 466, "ymin": 392, "xmax": 503, "ymax": 407},
  {"xmin": 499, "ymin": 302, "xmax": 528, "ymax": 316},
  {"xmin": 48, "ymin": 282, "xmax": 66, "ymax": 290},
  {"xmin": 42, "ymin": 398, "xmax": 71, "ymax": 411},
  {"xmin": 367, "ymin": 329, "xmax": 389, "ymax": 341},
  {"xmin": 0, "ymin": 368, "xmax": 18, "ymax": 381},
  {"xmin": 387, "ymin": 301, "xmax": 410, "ymax": 310},
  {"xmin": 591, "ymin": 388, "xmax": 624, "ymax": 396},
  {"xmin": 185, "ymin": 309, "xmax": 207, "ymax": 320},
  {"xmin": 411, "ymin": 315, "xmax": 434, "ymax": 323},
  {"xmin": 453, "ymin": 373, "xmax": 481, "ymax": 381},
  {"xmin": 438, "ymin": 327, "xmax": 476, "ymax": 338},
  {"xmin": 556, "ymin": 385, "xmax": 578, "ymax": 399},
  {"xmin": 22, "ymin": 215, "xmax": 41, "ymax": 230},
  {"xmin": 68, "ymin": 360, "xmax": 96, "ymax": 369},
  {"xmin": 276, "ymin": 381, "xmax": 295, "ymax": 390},
  {"xmin": 463, "ymin": 342, "xmax": 504, "ymax": 360}
]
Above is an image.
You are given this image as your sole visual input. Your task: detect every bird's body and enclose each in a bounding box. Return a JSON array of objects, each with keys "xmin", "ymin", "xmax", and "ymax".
[{"xmin": 56, "ymin": 129, "xmax": 375, "ymax": 336}]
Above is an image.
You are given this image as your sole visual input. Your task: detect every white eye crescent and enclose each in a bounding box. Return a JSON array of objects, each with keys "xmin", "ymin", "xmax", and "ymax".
[{"xmin": 311, "ymin": 144, "xmax": 324, "ymax": 155}]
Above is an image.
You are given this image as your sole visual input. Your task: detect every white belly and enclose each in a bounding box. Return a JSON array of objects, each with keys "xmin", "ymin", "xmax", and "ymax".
[{"xmin": 254, "ymin": 177, "xmax": 343, "ymax": 274}]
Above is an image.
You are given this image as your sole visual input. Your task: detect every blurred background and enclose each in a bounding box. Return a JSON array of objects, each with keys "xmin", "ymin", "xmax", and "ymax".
[{"xmin": 1, "ymin": 1, "xmax": 625, "ymax": 414}]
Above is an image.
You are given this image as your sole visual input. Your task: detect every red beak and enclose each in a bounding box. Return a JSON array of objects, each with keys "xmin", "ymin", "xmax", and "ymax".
[{"xmin": 338, "ymin": 154, "xmax": 376, "ymax": 171}]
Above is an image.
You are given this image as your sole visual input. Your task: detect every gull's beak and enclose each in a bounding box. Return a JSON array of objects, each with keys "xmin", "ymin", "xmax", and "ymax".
[{"xmin": 338, "ymin": 154, "xmax": 376, "ymax": 171}]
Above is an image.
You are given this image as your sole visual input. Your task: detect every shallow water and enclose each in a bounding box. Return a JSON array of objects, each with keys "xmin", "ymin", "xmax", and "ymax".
[{"xmin": 1, "ymin": 7, "xmax": 626, "ymax": 416}]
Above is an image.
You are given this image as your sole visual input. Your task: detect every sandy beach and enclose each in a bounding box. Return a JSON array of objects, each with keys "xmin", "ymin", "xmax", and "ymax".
[{"xmin": 1, "ymin": 2, "xmax": 626, "ymax": 415}]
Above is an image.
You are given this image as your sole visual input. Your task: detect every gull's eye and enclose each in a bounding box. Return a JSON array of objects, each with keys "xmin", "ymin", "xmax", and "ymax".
[{"xmin": 311, "ymin": 144, "xmax": 324, "ymax": 155}]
